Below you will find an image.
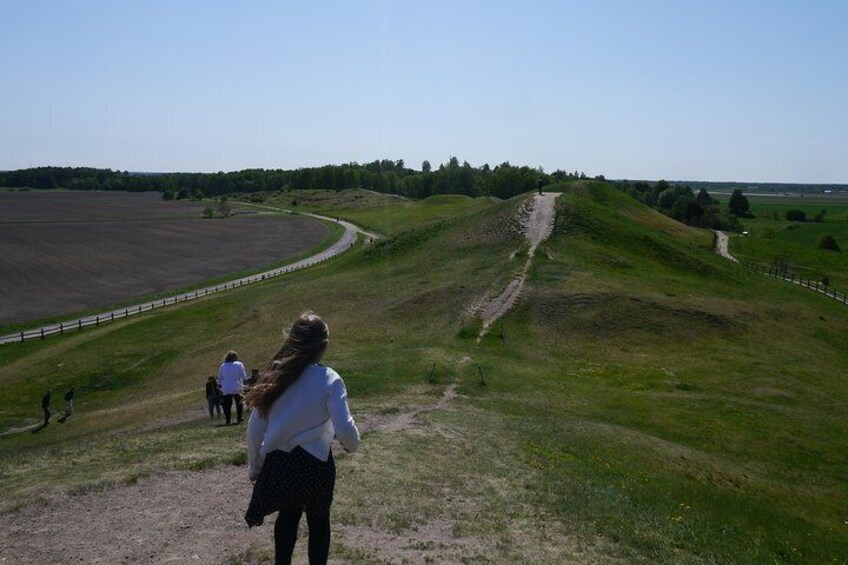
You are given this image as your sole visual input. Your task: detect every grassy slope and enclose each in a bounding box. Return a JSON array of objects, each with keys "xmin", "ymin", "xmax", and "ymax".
[
  {"xmin": 260, "ymin": 188, "xmax": 496, "ymax": 236},
  {"xmin": 476, "ymin": 182, "xmax": 848, "ymax": 562},
  {"xmin": 1, "ymin": 184, "xmax": 846, "ymax": 562},
  {"xmin": 717, "ymin": 194, "xmax": 848, "ymax": 288}
]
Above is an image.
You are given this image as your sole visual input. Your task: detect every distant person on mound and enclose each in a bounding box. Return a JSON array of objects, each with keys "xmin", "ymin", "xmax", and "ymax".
[
  {"xmin": 59, "ymin": 385, "xmax": 75, "ymax": 423},
  {"xmin": 41, "ymin": 390, "xmax": 51, "ymax": 426},
  {"xmin": 205, "ymin": 376, "xmax": 223, "ymax": 421},
  {"xmin": 244, "ymin": 312, "xmax": 360, "ymax": 565},
  {"xmin": 217, "ymin": 351, "xmax": 247, "ymax": 425},
  {"xmin": 65, "ymin": 386, "xmax": 75, "ymax": 415}
]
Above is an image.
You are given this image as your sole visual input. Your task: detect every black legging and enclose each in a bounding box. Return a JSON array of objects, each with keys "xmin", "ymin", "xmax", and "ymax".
[
  {"xmin": 274, "ymin": 507, "xmax": 330, "ymax": 565},
  {"xmin": 221, "ymin": 394, "xmax": 243, "ymax": 424}
]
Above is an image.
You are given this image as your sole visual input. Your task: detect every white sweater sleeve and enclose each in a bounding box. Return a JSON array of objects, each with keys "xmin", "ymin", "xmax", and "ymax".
[
  {"xmin": 329, "ymin": 377, "xmax": 361, "ymax": 453},
  {"xmin": 247, "ymin": 409, "xmax": 268, "ymax": 475}
]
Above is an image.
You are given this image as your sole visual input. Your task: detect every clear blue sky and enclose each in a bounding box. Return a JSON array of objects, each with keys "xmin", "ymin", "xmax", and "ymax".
[{"xmin": 1, "ymin": 1, "xmax": 846, "ymax": 183}]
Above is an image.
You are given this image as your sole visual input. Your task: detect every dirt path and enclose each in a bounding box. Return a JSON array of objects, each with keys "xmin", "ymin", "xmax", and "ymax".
[
  {"xmin": 477, "ymin": 192, "xmax": 559, "ymax": 340},
  {"xmin": 0, "ymin": 387, "xmax": 458, "ymax": 565},
  {"xmin": 714, "ymin": 230, "xmax": 737, "ymax": 262}
]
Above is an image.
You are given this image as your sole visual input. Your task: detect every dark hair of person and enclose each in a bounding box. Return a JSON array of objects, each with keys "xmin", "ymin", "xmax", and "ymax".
[
  {"xmin": 224, "ymin": 351, "xmax": 238, "ymax": 363},
  {"xmin": 244, "ymin": 312, "xmax": 329, "ymax": 417}
]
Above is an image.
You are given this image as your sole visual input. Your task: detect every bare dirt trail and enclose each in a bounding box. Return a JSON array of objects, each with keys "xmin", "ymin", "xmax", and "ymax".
[
  {"xmin": 714, "ymin": 230, "xmax": 737, "ymax": 262},
  {"xmin": 0, "ymin": 387, "xmax": 459, "ymax": 565},
  {"xmin": 477, "ymin": 192, "xmax": 559, "ymax": 340}
]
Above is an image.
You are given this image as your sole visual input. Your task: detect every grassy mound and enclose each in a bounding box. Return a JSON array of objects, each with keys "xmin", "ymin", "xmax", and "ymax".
[{"xmin": 1, "ymin": 183, "xmax": 846, "ymax": 562}]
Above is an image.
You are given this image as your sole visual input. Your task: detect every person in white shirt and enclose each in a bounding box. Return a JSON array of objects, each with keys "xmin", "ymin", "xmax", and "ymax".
[
  {"xmin": 217, "ymin": 351, "xmax": 247, "ymax": 425},
  {"xmin": 244, "ymin": 312, "xmax": 360, "ymax": 565}
]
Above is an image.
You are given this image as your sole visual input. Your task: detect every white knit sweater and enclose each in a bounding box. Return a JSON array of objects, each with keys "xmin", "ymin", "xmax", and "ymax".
[{"xmin": 247, "ymin": 364, "xmax": 360, "ymax": 476}]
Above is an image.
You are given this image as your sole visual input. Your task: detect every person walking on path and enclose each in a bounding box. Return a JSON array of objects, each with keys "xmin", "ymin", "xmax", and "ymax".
[
  {"xmin": 217, "ymin": 351, "xmax": 247, "ymax": 425},
  {"xmin": 64, "ymin": 386, "xmax": 75, "ymax": 417},
  {"xmin": 244, "ymin": 312, "xmax": 360, "ymax": 565},
  {"xmin": 41, "ymin": 390, "xmax": 51, "ymax": 426},
  {"xmin": 205, "ymin": 376, "xmax": 223, "ymax": 421},
  {"xmin": 58, "ymin": 386, "xmax": 75, "ymax": 423}
]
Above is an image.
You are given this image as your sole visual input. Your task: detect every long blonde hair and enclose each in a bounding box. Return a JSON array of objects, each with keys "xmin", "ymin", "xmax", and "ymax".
[{"xmin": 245, "ymin": 311, "xmax": 329, "ymax": 417}]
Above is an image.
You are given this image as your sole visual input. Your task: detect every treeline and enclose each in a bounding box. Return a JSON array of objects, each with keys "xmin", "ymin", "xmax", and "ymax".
[
  {"xmin": 615, "ymin": 180, "xmax": 741, "ymax": 231},
  {"xmin": 0, "ymin": 159, "xmax": 602, "ymax": 200}
]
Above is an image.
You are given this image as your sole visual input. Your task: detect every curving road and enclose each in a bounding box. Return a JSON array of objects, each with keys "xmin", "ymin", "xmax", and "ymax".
[{"xmin": 0, "ymin": 209, "xmax": 375, "ymax": 345}]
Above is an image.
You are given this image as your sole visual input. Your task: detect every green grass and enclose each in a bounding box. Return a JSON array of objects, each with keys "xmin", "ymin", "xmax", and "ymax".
[
  {"xmin": 715, "ymin": 194, "xmax": 848, "ymax": 288},
  {"xmin": 1, "ymin": 183, "xmax": 847, "ymax": 562},
  {"xmin": 256, "ymin": 188, "xmax": 496, "ymax": 236}
]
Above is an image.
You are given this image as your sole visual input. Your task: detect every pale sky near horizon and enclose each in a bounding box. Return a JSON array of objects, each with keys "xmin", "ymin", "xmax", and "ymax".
[{"xmin": 1, "ymin": 1, "xmax": 846, "ymax": 183}]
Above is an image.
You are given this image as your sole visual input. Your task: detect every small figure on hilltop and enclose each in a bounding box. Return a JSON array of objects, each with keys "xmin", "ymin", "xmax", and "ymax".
[
  {"xmin": 64, "ymin": 385, "xmax": 75, "ymax": 416},
  {"xmin": 58, "ymin": 386, "xmax": 75, "ymax": 423},
  {"xmin": 41, "ymin": 390, "xmax": 51, "ymax": 426},
  {"xmin": 244, "ymin": 312, "xmax": 360, "ymax": 565},
  {"xmin": 217, "ymin": 351, "xmax": 247, "ymax": 425},
  {"xmin": 205, "ymin": 376, "xmax": 223, "ymax": 421}
]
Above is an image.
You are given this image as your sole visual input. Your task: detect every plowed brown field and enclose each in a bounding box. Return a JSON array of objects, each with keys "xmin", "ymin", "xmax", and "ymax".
[{"xmin": 0, "ymin": 191, "xmax": 327, "ymax": 325}]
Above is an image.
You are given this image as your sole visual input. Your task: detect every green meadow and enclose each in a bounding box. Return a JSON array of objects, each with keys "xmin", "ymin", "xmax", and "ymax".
[
  {"xmin": 261, "ymin": 188, "xmax": 497, "ymax": 236},
  {"xmin": 718, "ymin": 193, "xmax": 848, "ymax": 288},
  {"xmin": 1, "ymin": 182, "xmax": 846, "ymax": 562}
]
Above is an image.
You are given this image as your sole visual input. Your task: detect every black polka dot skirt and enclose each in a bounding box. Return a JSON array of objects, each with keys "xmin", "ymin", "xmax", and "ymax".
[{"xmin": 245, "ymin": 447, "xmax": 336, "ymax": 527}]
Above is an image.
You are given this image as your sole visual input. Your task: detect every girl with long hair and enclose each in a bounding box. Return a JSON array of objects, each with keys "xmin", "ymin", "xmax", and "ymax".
[{"xmin": 244, "ymin": 312, "xmax": 360, "ymax": 565}]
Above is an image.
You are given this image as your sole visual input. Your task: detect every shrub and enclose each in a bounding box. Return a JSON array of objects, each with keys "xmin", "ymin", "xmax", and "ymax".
[
  {"xmin": 785, "ymin": 209, "xmax": 806, "ymax": 222},
  {"xmin": 817, "ymin": 234, "xmax": 840, "ymax": 251},
  {"xmin": 202, "ymin": 206, "xmax": 215, "ymax": 219}
]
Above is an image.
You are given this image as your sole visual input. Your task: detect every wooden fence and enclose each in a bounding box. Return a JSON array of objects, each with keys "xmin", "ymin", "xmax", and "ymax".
[
  {"xmin": 1, "ymin": 238, "xmax": 355, "ymax": 345},
  {"xmin": 743, "ymin": 261, "xmax": 848, "ymax": 305}
]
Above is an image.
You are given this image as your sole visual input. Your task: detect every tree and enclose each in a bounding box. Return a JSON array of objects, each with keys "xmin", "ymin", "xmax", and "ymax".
[
  {"xmin": 817, "ymin": 234, "xmax": 840, "ymax": 251},
  {"xmin": 785, "ymin": 209, "xmax": 806, "ymax": 222},
  {"xmin": 658, "ymin": 188, "xmax": 680, "ymax": 209},
  {"xmin": 728, "ymin": 189, "xmax": 750, "ymax": 216},
  {"xmin": 421, "ymin": 160, "xmax": 431, "ymax": 173},
  {"xmin": 216, "ymin": 197, "xmax": 232, "ymax": 217},
  {"xmin": 695, "ymin": 188, "xmax": 714, "ymax": 207}
]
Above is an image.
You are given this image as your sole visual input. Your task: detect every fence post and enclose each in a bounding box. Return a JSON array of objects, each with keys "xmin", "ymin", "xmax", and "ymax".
[
  {"xmin": 40, "ymin": 328, "xmax": 45, "ymax": 340},
  {"xmin": 96, "ymin": 316, "xmax": 99, "ymax": 326},
  {"xmin": 111, "ymin": 312, "xmax": 114, "ymax": 321},
  {"xmin": 78, "ymin": 320, "xmax": 82, "ymax": 330},
  {"xmin": 60, "ymin": 323, "xmax": 64, "ymax": 334},
  {"xmin": 20, "ymin": 331, "xmax": 24, "ymax": 343}
]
